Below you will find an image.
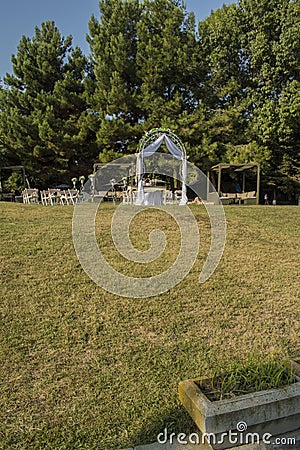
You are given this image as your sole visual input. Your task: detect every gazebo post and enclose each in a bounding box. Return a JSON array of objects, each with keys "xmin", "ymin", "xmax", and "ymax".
[
  {"xmin": 256, "ymin": 164, "xmax": 261, "ymax": 205},
  {"xmin": 207, "ymin": 171, "xmax": 210, "ymax": 200},
  {"xmin": 242, "ymin": 172, "xmax": 246, "ymax": 193},
  {"xmin": 217, "ymin": 165, "xmax": 222, "ymax": 196}
]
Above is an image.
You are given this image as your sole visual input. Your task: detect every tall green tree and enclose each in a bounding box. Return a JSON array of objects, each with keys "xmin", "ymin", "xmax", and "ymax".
[
  {"xmin": 193, "ymin": 0, "xmax": 299, "ymax": 198},
  {"xmin": 136, "ymin": 0, "xmax": 201, "ymax": 124},
  {"xmin": 0, "ymin": 21, "xmax": 96, "ymax": 186},
  {"xmin": 195, "ymin": 3, "xmax": 252, "ymax": 170},
  {"xmin": 197, "ymin": 3, "xmax": 246, "ymax": 109},
  {"xmin": 88, "ymin": 0, "xmax": 203, "ymax": 156},
  {"xmin": 276, "ymin": 80, "xmax": 300, "ymax": 195},
  {"xmin": 239, "ymin": 0, "xmax": 300, "ymax": 196},
  {"xmin": 87, "ymin": 0, "xmax": 142, "ymax": 154}
]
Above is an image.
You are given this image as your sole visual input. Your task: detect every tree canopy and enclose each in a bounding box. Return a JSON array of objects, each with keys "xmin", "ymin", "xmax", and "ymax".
[
  {"xmin": 0, "ymin": 21, "xmax": 97, "ymax": 186},
  {"xmin": 0, "ymin": 0, "xmax": 299, "ymax": 200}
]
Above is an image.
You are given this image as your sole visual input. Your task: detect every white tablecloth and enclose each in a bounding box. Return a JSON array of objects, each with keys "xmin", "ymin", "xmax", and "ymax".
[{"xmin": 143, "ymin": 189, "xmax": 163, "ymax": 206}]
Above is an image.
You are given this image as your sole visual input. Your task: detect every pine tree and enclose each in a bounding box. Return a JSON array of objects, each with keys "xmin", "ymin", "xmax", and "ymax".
[
  {"xmin": 193, "ymin": 0, "xmax": 300, "ymax": 198},
  {"xmin": 197, "ymin": 3, "xmax": 246, "ymax": 109},
  {"xmin": 87, "ymin": 0, "xmax": 203, "ymax": 158},
  {"xmin": 239, "ymin": 0, "xmax": 300, "ymax": 197},
  {"xmin": 195, "ymin": 3, "xmax": 251, "ymax": 169},
  {"xmin": 136, "ymin": 0, "xmax": 201, "ymax": 126},
  {"xmin": 87, "ymin": 0, "xmax": 141, "ymax": 154},
  {"xmin": 0, "ymin": 21, "xmax": 96, "ymax": 186}
]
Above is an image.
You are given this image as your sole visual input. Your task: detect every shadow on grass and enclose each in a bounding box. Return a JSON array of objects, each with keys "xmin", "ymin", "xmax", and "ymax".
[{"xmin": 130, "ymin": 405, "xmax": 197, "ymax": 448}]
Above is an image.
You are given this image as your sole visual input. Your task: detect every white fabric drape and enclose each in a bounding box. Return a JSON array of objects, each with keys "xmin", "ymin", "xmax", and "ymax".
[
  {"xmin": 136, "ymin": 153, "xmax": 144, "ymax": 205},
  {"xmin": 180, "ymin": 159, "xmax": 188, "ymax": 205},
  {"xmin": 141, "ymin": 134, "xmax": 166, "ymax": 157},
  {"xmin": 141, "ymin": 134, "xmax": 182, "ymax": 160},
  {"xmin": 136, "ymin": 133, "xmax": 187, "ymax": 205}
]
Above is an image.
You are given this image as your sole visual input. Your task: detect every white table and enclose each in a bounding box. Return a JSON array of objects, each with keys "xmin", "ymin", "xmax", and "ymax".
[{"xmin": 143, "ymin": 189, "xmax": 164, "ymax": 206}]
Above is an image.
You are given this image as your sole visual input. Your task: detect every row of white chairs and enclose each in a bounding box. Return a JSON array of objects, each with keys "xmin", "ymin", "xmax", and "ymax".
[
  {"xmin": 40, "ymin": 189, "xmax": 79, "ymax": 206},
  {"xmin": 21, "ymin": 188, "xmax": 80, "ymax": 206},
  {"xmin": 122, "ymin": 190, "xmax": 137, "ymax": 205},
  {"xmin": 22, "ymin": 187, "xmax": 182, "ymax": 206},
  {"xmin": 122, "ymin": 189, "xmax": 181, "ymax": 205}
]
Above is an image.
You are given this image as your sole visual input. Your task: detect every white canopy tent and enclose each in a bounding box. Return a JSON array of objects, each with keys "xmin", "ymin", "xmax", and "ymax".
[{"xmin": 135, "ymin": 129, "xmax": 188, "ymax": 206}]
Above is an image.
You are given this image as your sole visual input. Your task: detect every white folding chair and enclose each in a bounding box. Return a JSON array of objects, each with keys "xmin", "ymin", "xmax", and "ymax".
[
  {"xmin": 131, "ymin": 191, "xmax": 137, "ymax": 205},
  {"xmin": 59, "ymin": 190, "xmax": 69, "ymax": 205},
  {"xmin": 22, "ymin": 189, "xmax": 29, "ymax": 204},
  {"xmin": 41, "ymin": 190, "xmax": 49, "ymax": 206},
  {"xmin": 47, "ymin": 189, "xmax": 62, "ymax": 206},
  {"xmin": 163, "ymin": 190, "xmax": 174, "ymax": 204},
  {"xmin": 67, "ymin": 189, "xmax": 78, "ymax": 205},
  {"xmin": 122, "ymin": 191, "xmax": 128, "ymax": 204},
  {"xmin": 22, "ymin": 188, "xmax": 39, "ymax": 204}
]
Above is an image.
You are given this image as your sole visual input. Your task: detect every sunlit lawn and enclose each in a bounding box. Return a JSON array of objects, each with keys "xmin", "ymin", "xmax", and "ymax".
[{"xmin": 0, "ymin": 202, "xmax": 299, "ymax": 449}]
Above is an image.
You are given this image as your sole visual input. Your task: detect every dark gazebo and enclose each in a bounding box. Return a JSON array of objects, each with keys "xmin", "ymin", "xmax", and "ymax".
[{"xmin": 207, "ymin": 163, "xmax": 260, "ymax": 205}]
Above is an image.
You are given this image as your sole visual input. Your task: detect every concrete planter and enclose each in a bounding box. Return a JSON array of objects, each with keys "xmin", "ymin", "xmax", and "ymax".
[{"xmin": 179, "ymin": 360, "xmax": 300, "ymax": 449}]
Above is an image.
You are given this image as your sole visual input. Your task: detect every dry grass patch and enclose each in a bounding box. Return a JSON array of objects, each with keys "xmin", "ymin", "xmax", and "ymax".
[{"xmin": 0, "ymin": 203, "xmax": 299, "ymax": 449}]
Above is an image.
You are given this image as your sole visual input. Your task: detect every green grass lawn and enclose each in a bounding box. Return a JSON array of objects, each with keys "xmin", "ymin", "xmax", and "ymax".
[{"xmin": 0, "ymin": 202, "xmax": 299, "ymax": 449}]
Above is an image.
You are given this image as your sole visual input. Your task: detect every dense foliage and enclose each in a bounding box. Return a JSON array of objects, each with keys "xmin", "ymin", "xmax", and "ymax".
[
  {"xmin": 0, "ymin": 0, "xmax": 299, "ymax": 200},
  {"xmin": 0, "ymin": 22, "xmax": 98, "ymax": 186}
]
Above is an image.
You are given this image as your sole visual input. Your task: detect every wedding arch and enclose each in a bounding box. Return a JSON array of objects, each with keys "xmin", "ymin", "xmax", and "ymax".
[{"xmin": 135, "ymin": 128, "xmax": 188, "ymax": 205}]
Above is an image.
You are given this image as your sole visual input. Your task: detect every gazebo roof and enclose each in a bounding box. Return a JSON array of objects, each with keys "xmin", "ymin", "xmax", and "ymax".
[{"xmin": 210, "ymin": 163, "xmax": 259, "ymax": 172}]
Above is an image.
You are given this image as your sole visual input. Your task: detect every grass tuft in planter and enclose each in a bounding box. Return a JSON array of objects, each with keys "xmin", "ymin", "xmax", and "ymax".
[
  {"xmin": 179, "ymin": 356, "xmax": 300, "ymax": 449},
  {"xmin": 198, "ymin": 356, "xmax": 296, "ymax": 401}
]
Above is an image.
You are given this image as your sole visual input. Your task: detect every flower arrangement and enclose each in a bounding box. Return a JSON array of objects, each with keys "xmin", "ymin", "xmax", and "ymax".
[
  {"xmin": 79, "ymin": 176, "xmax": 85, "ymax": 190},
  {"xmin": 71, "ymin": 177, "xmax": 77, "ymax": 189}
]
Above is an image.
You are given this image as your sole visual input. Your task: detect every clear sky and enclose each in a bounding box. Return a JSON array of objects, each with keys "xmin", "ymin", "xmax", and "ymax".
[{"xmin": 0, "ymin": 0, "xmax": 234, "ymax": 79}]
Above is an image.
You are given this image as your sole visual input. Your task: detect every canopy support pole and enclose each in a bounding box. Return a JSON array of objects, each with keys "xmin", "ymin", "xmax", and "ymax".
[
  {"xmin": 256, "ymin": 164, "xmax": 260, "ymax": 205},
  {"xmin": 217, "ymin": 165, "xmax": 222, "ymax": 196},
  {"xmin": 242, "ymin": 172, "xmax": 246, "ymax": 193}
]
